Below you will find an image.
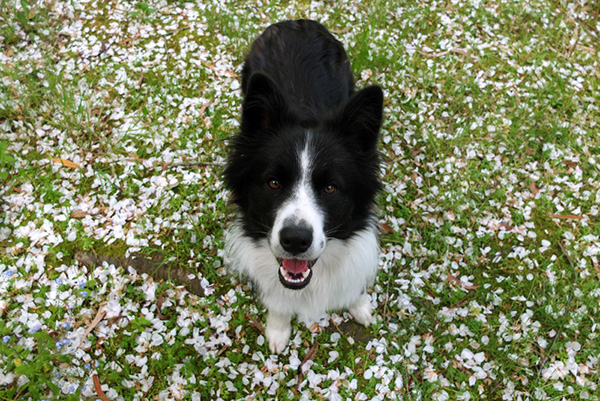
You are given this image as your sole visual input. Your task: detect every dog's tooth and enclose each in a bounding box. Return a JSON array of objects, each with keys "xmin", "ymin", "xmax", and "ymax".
[
  {"xmin": 279, "ymin": 264, "xmax": 312, "ymax": 286},
  {"xmin": 280, "ymin": 265, "xmax": 288, "ymax": 279}
]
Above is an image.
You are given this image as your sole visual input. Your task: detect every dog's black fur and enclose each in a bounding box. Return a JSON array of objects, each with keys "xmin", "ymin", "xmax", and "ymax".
[{"xmin": 224, "ymin": 19, "xmax": 384, "ymax": 242}]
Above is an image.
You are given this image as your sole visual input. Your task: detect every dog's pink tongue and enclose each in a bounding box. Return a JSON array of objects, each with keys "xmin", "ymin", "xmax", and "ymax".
[{"xmin": 282, "ymin": 259, "xmax": 309, "ymax": 273}]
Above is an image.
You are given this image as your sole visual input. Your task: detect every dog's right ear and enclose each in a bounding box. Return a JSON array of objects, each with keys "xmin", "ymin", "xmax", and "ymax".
[
  {"xmin": 339, "ymin": 85, "xmax": 384, "ymax": 152},
  {"xmin": 241, "ymin": 73, "xmax": 288, "ymax": 133}
]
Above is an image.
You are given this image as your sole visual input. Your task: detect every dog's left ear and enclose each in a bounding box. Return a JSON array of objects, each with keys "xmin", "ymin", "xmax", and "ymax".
[
  {"xmin": 339, "ymin": 85, "xmax": 384, "ymax": 151},
  {"xmin": 241, "ymin": 72, "xmax": 289, "ymax": 133}
]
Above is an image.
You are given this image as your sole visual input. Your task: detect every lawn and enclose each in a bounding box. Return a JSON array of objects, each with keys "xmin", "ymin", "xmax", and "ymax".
[{"xmin": 1, "ymin": 0, "xmax": 599, "ymax": 400}]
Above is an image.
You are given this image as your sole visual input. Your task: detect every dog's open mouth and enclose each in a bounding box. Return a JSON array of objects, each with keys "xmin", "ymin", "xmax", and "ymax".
[{"xmin": 278, "ymin": 258, "xmax": 316, "ymax": 290}]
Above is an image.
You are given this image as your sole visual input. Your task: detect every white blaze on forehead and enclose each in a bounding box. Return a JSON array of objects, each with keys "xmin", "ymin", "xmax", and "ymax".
[
  {"xmin": 294, "ymin": 141, "xmax": 315, "ymax": 219},
  {"xmin": 269, "ymin": 135, "xmax": 326, "ymax": 259}
]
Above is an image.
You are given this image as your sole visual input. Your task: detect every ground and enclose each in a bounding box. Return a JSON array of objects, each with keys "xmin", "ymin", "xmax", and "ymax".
[{"xmin": 1, "ymin": 0, "xmax": 599, "ymax": 400}]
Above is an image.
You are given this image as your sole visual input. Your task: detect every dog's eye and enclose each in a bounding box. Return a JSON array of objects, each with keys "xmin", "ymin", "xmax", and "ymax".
[
  {"xmin": 324, "ymin": 184, "xmax": 336, "ymax": 194},
  {"xmin": 267, "ymin": 179, "xmax": 281, "ymax": 190}
]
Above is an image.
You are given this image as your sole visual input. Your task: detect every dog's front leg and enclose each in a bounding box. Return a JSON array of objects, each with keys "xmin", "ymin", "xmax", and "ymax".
[
  {"xmin": 349, "ymin": 293, "xmax": 374, "ymax": 326},
  {"xmin": 265, "ymin": 310, "xmax": 292, "ymax": 354}
]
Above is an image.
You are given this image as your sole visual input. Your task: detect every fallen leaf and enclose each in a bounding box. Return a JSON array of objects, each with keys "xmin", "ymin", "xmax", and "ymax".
[
  {"xmin": 156, "ymin": 295, "xmax": 170, "ymax": 320},
  {"xmin": 199, "ymin": 101, "xmax": 212, "ymax": 117},
  {"xmin": 463, "ymin": 284, "xmax": 480, "ymax": 290},
  {"xmin": 529, "ymin": 181, "xmax": 540, "ymax": 196},
  {"xmin": 80, "ymin": 307, "xmax": 107, "ymax": 348},
  {"xmin": 379, "ymin": 222, "xmax": 394, "ymax": 235},
  {"xmin": 412, "ymin": 171, "xmax": 419, "ymax": 184},
  {"xmin": 309, "ymin": 322, "xmax": 321, "ymax": 333},
  {"xmin": 447, "ymin": 273, "xmax": 460, "ymax": 287},
  {"xmin": 71, "ymin": 210, "xmax": 89, "ymax": 218},
  {"xmin": 51, "ymin": 157, "xmax": 80, "ymax": 168}
]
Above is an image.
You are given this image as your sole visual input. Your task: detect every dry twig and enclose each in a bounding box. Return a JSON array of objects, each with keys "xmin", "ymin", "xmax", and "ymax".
[
  {"xmin": 417, "ymin": 47, "xmax": 476, "ymax": 63},
  {"xmin": 295, "ymin": 341, "xmax": 319, "ymax": 393},
  {"xmin": 93, "ymin": 374, "xmax": 110, "ymax": 401}
]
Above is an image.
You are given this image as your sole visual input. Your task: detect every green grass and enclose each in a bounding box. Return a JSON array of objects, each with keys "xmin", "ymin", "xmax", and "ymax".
[{"xmin": 1, "ymin": 0, "xmax": 600, "ymax": 400}]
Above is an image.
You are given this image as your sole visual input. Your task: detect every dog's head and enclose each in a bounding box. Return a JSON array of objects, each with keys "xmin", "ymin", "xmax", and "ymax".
[{"xmin": 224, "ymin": 73, "xmax": 383, "ymax": 289}]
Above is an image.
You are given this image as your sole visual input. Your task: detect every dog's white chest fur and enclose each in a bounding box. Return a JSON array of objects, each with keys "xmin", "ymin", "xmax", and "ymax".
[{"xmin": 225, "ymin": 222, "xmax": 379, "ymax": 352}]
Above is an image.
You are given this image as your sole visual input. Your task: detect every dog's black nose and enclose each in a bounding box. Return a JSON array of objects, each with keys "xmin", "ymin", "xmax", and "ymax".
[{"xmin": 280, "ymin": 226, "xmax": 313, "ymax": 254}]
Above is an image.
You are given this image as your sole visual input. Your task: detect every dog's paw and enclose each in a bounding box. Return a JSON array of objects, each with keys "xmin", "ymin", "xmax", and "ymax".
[
  {"xmin": 266, "ymin": 324, "xmax": 291, "ymax": 354},
  {"xmin": 349, "ymin": 294, "xmax": 374, "ymax": 327},
  {"xmin": 265, "ymin": 312, "xmax": 292, "ymax": 354}
]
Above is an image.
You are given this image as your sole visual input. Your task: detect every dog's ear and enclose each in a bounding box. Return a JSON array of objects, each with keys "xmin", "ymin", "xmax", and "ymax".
[
  {"xmin": 241, "ymin": 72, "xmax": 288, "ymax": 133},
  {"xmin": 339, "ymin": 85, "xmax": 383, "ymax": 151}
]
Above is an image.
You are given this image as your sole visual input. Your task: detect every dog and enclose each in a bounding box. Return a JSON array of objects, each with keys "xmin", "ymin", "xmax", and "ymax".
[{"xmin": 224, "ymin": 19, "xmax": 383, "ymax": 353}]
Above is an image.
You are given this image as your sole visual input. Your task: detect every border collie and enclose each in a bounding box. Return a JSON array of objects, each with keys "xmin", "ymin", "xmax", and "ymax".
[{"xmin": 224, "ymin": 19, "xmax": 383, "ymax": 354}]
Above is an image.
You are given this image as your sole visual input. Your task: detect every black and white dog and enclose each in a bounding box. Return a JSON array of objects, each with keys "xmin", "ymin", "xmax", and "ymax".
[{"xmin": 224, "ymin": 20, "xmax": 383, "ymax": 353}]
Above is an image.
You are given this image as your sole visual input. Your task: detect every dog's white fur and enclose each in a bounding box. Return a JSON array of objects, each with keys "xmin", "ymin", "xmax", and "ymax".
[
  {"xmin": 225, "ymin": 222, "xmax": 379, "ymax": 353},
  {"xmin": 268, "ymin": 142, "xmax": 327, "ymax": 261}
]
